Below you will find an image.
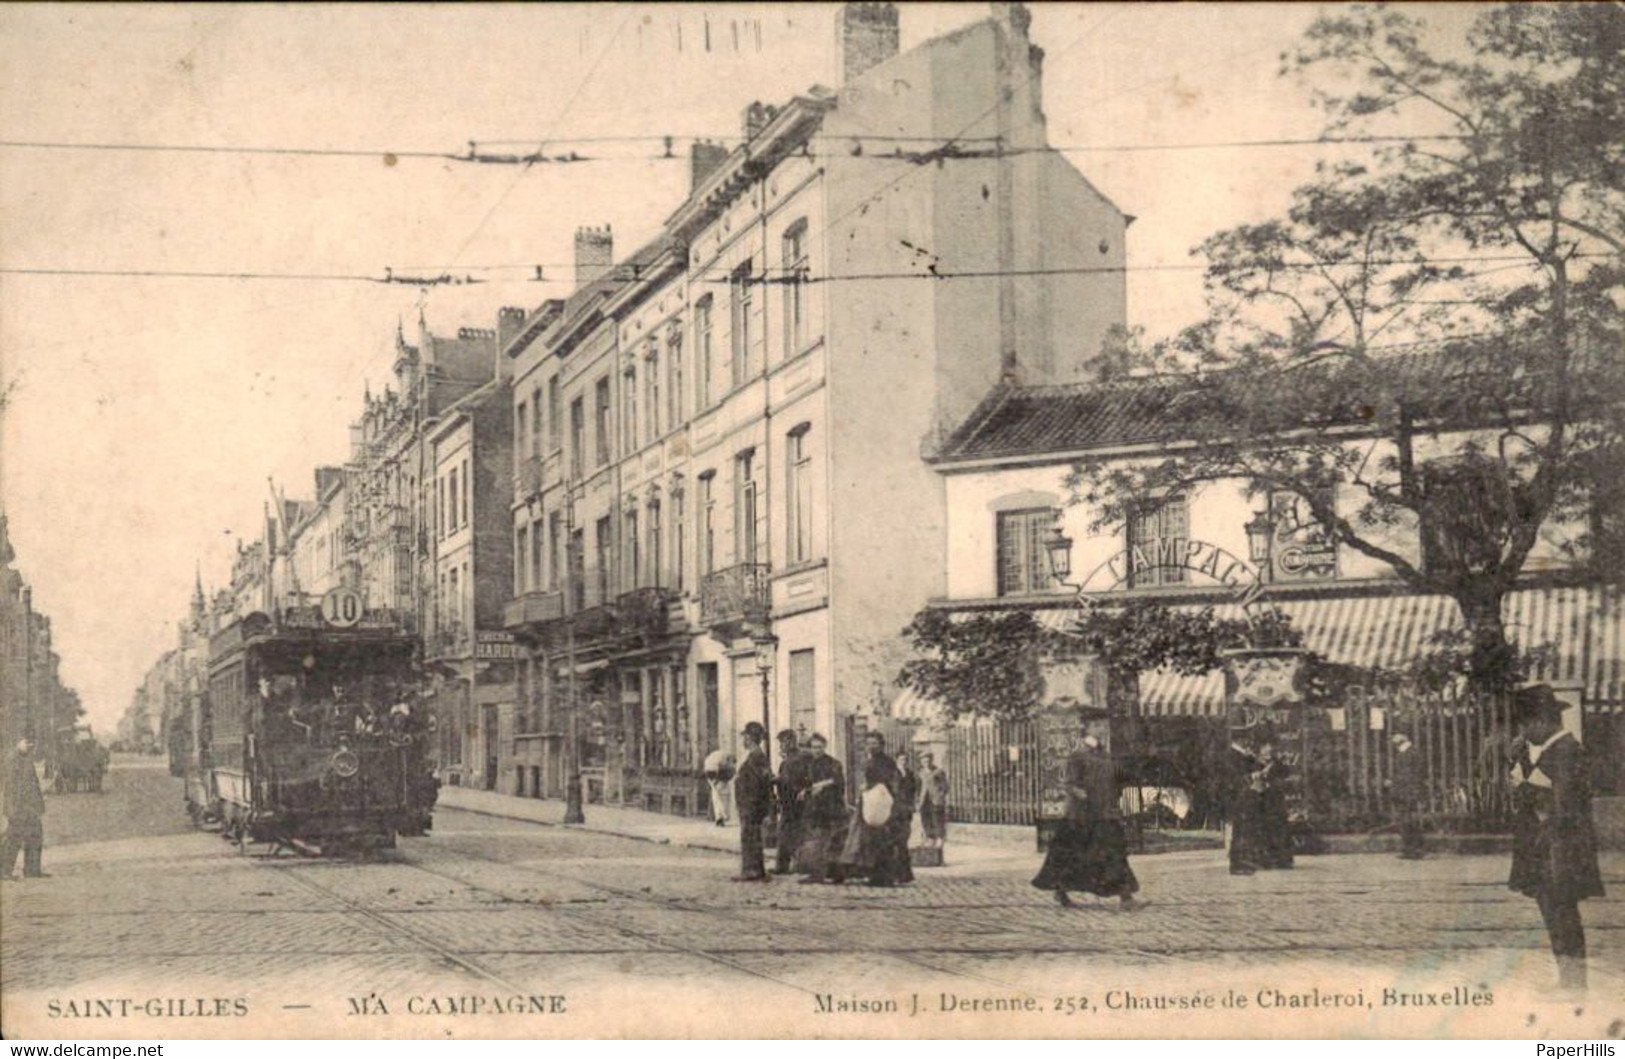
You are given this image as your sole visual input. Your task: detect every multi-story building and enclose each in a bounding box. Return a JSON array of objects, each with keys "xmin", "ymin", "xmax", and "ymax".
[
  {"xmin": 424, "ymin": 331, "xmax": 517, "ymax": 790},
  {"xmin": 501, "ymin": 1, "xmax": 1128, "ymax": 812}
]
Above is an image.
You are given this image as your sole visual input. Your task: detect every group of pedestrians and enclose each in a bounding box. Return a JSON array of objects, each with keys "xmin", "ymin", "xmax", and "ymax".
[{"xmin": 720, "ymin": 724, "xmax": 931, "ymax": 888}]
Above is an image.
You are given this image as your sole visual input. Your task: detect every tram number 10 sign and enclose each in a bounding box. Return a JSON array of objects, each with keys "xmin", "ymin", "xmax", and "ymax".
[{"xmin": 321, "ymin": 587, "xmax": 365, "ymax": 629}]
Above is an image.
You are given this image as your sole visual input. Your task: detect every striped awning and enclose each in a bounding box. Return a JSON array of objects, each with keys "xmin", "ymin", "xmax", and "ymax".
[
  {"xmin": 960, "ymin": 583, "xmax": 1624, "ymax": 718},
  {"xmin": 890, "ymin": 685, "xmax": 941, "ymax": 721}
]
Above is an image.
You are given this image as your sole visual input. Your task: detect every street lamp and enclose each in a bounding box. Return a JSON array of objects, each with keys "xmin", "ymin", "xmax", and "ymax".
[
  {"xmin": 563, "ymin": 484, "xmax": 585, "ymax": 826},
  {"xmin": 1244, "ymin": 509, "xmax": 1276, "ymax": 566},
  {"xmin": 1044, "ymin": 524, "xmax": 1074, "ymax": 587},
  {"xmin": 752, "ymin": 631, "xmax": 777, "ymax": 769}
]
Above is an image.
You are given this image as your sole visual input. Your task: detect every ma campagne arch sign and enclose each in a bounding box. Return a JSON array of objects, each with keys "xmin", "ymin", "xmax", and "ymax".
[
  {"xmin": 1071, "ymin": 537, "xmax": 1308, "ymax": 714},
  {"xmin": 1078, "ymin": 536, "xmax": 1268, "ymax": 610}
]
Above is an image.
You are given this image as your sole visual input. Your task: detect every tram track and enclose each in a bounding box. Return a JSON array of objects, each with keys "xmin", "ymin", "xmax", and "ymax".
[
  {"xmin": 390, "ymin": 836, "xmax": 1052, "ymax": 999},
  {"xmin": 256, "ymin": 831, "xmax": 1050, "ymax": 999}
]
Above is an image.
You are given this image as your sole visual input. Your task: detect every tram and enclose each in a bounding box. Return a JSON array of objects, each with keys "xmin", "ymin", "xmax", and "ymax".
[{"xmin": 191, "ymin": 593, "xmax": 436, "ymax": 855}]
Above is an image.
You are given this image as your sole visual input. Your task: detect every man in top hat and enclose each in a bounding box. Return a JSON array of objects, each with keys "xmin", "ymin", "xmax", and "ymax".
[
  {"xmin": 732, "ymin": 722, "xmax": 773, "ymax": 882},
  {"xmin": 772, "ymin": 729, "xmax": 809, "ymax": 875},
  {"xmin": 2, "ymin": 737, "xmax": 48, "ymax": 881},
  {"xmin": 1507, "ymin": 684, "xmax": 1603, "ymax": 992}
]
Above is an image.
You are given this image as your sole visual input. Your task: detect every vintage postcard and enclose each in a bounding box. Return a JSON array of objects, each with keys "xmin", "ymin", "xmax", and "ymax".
[{"xmin": 1, "ymin": 1, "xmax": 1620, "ymax": 1041}]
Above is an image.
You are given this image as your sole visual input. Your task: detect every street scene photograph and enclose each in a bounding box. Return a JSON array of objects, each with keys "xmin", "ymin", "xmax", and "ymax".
[{"xmin": 0, "ymin": 1, "xmax": 1621, "ymax": 1041}]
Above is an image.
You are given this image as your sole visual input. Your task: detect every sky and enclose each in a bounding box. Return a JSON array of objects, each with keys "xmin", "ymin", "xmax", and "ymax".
[{"xmin": 0, "ymin": 3, "xmax": 1480, "ymax": 736}]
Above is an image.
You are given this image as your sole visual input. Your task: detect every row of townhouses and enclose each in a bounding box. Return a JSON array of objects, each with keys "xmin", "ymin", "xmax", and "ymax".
[
  {"xmin": 151, "ymin": 2, "xmax": 1620, "ymax": 826},
  {"xmin": 1, "ymin": 513, "xmax": 84, "ymax": 790}
]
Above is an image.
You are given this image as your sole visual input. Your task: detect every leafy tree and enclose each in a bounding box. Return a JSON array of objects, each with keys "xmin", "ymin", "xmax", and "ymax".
[
  {"xmin": 1068, "ymin": 4, "xmax": 1625, "ymax": 693},
  {"xmin": 897, "ymin": 601, "xmax": 1295, "ymax": 721}
]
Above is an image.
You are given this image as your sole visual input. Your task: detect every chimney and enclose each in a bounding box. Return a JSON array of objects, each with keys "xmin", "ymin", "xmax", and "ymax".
[
  {"xmin": 741, "ymin": 101, "xmax": 780, "ymax": 142},
  {"xmin": 574, "ymin": 225, "xmax": 614, "ymax": 287},
  {"xmin": 835, "ymin": 2, "xmax": 900, "ymax": 84},
  {"xmin": 497, "ymin": 306, "xmax": 528, "ymax": 353},
  {"xmin": 690, "ymin": 140, "xmax": 729, "ymax": 194}
]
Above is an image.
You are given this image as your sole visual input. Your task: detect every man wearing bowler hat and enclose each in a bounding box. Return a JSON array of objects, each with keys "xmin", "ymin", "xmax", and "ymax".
[
  {"xmin": 1507, "ymin": 684, "xmax": 1603, "ymax": 991},
  {"xmin": 732, "ymin": 722, "xmax": 773, "ymax": 882}
]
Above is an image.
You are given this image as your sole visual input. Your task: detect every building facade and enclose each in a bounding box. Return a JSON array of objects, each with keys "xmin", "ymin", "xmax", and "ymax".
[
  {"xmin": 920, "ymin": 367, "xmax": 1624, "ymax": 802},
  {"xmin": 498, "ymin": 1, "xmax": 1128, "ymax": 813}
]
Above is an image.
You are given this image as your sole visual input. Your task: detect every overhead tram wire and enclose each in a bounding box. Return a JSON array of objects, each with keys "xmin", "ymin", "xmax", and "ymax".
[
  {"xmin": 8, "ymin": 253, "xmax": 1611, "ymax": 288},
  {"xmin": 0, "ymin": 131, "xmax": 1486, "ymax": 166}
]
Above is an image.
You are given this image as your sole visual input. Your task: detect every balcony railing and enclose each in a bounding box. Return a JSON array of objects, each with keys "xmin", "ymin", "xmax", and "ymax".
[
  {"xmin": 699, "ymin": 562, "xmax": 770, "ymax": 637},
  {"xmin": 617, "ymin": 585, "xmax": 679, "ymax": 643},
  {"xmin": 503, "ymin": 590, "xmax": 565, "ymax": 631}
]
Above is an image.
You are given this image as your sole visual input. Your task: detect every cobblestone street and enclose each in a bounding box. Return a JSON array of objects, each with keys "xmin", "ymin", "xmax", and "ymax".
[{"xmin": 3, "ymin": 758, "xmax": 1621, "ymax": 1038}]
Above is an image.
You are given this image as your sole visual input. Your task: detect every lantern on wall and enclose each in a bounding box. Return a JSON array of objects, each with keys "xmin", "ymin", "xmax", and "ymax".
[{"xmin": 1044, "ymin": 524, "xmax": 1074, "ymax": 586}]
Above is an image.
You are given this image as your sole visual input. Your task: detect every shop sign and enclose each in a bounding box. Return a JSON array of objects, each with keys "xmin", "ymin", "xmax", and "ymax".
[
  {"xmin": 1036, "ymin": 706, "xmax": 1091, "ymax": 821},
  {"xmin": 474, "ymin": 631, "xmax": 519, "ymax": 660},
  {"xmin": 1222, "ymin": 647, "xmax": 1307, "ymax": 710}
]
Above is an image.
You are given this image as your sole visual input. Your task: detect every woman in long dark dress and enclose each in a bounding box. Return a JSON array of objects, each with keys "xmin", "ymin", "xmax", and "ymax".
[
  {"xmin": 1256, "ymin": 743, "xmax": 1295, "ymax": 870},
  {"xmin": 1032, "ymin": 718, "xmax": 1143, "ymax": 909},
  {"xmin": 841, "ymin": 732, "xmax": 914, "ymax": 886},
  {"xmin": 1226, "ymin": 741, "xmax": 1265, "ymax": 876}
]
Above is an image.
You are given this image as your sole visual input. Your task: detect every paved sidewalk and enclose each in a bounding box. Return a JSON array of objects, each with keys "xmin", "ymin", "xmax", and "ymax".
[{"xmin": 437, "ymin": 785, "xmax": 1034, "ymax": 873}]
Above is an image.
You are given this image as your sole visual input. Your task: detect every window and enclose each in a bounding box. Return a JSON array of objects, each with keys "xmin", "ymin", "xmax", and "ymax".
[
  {"xmin": 515, "ymin": 401, "xmax": 529, "ymax": 469},
  {"xmin": 448, "ymin": 566, "xmax": 460, "ymax": 626},
  {"xmin": 735, "ymin": 449, "xmax": 758, "ymax": 564},
  {"xmin": 461, "ymin": 458, "xmax": 470, "ymax": 526},
  {"xmin": 531, "ymin": 386, "xmax": 544, "ymax": 458},
  {"xmin": 996, "ymin": 508, "xmax": 1058, "ymax": 596},
  {"xmin": 695, "ymin": 296, "xmax": 714, "ymax": 408},
  {"xmin": 625, "ymin": 509, "xmax": 640, "ymax": 589},
  {"xmin": 530, "ymin": 516, "xmax": 545, "ymax": 591},
  {"xmin": 620, "ymin": 367, "xmax": 637, "ymax": 456},
  {"xmin": 1127, "ymin": 495, "xmax": 1190, "ymax": 587},
  {"xmin": 667, "ymin": 327, "xmax": 684, "ymax": 428},
  {"xmin": 594, "ymin": 377, "xmax": 611, "ymax": 467},
  {"xmin": 672, "ymin": 486, "xmax": 686, "ymax": 592},
  {"xmin": 729, "ymin": 260, "xmax": 753, "ymax": 389},
  {"xmin": 595, "ymin": 516, "xmax": 614, "ymax": 603},
  {"xmin": 645, "ymin": 340, "xmax": 661, "ymax": 443},
  {"xmin": 699, "ymin": 472, "xmax": 717, "ymax": 576},
  {"xmin": 569, "ymin": 397, "xmax": 585, "ymax": 477},
  {"xmin": 786, "ymin": 425, "xmax": 813, "ymax": 563},
  {"xmin": 516, "ymin": 525, "xmax": 529, "ymax": 591},
  {"xmin": 549, "ymin": 512, "xmax": 562, "ymax": 590},
  {"xmin": 568, "ymin": 526, "xmax": 585, "ymax": 610},
  {"xmin": 548, "ymin": 376, "xmax": 562, "ymax": 449},
  {"xmin": 647, "ymin": 499, "xmax": 663, "ymax": 587},
  {"xmin": 789, "ymin": 649, "xmax": 816, "ymax": 739},
  {"xmin": 782, "ymin": 220, "xmax": 808, "ymax": 357},
  {"xmin": 437, "ymin": 476, "xmax": 446, "ymax": 538},
  {"xmin": 448, "ymin": 468, "xmax": 460, "ymax": 532}
]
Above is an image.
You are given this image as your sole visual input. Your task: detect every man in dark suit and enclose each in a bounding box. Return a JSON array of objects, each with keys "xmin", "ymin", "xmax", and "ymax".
[
  {"xmin": 2, "ymin": 738, "xmax": 48, "ymax": 881},
  {"xmin": 772, "ymin": 729, "xmax": 809, "ymax": 875},
  {"xmin": 1507, "ymin": 684, "xmax": 1604, "ymax": 992},
  {"xmin": 1390, "ymin": 733, "xmax": 1427, "ymax": 860},
  {"xmin": 731, "ymin": 722, "xmax": 773, "ymax": 882}
]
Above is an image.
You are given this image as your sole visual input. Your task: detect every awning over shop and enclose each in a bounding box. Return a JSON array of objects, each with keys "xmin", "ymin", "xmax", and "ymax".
[{"xmin": 927, "ymin": 583, "xmax": 1624, "ymax": 719}]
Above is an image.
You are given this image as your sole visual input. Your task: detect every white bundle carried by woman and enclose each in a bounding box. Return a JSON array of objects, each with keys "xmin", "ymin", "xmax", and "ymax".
[{"xmin": 861, "ymin": 783, "xmax": 894, "ymax": 827}]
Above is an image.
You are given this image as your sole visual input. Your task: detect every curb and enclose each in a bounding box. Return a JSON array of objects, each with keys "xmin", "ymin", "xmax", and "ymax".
[{"xmin": 437, "ymin": 791, "xmax": 741, "ymax": 856}]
